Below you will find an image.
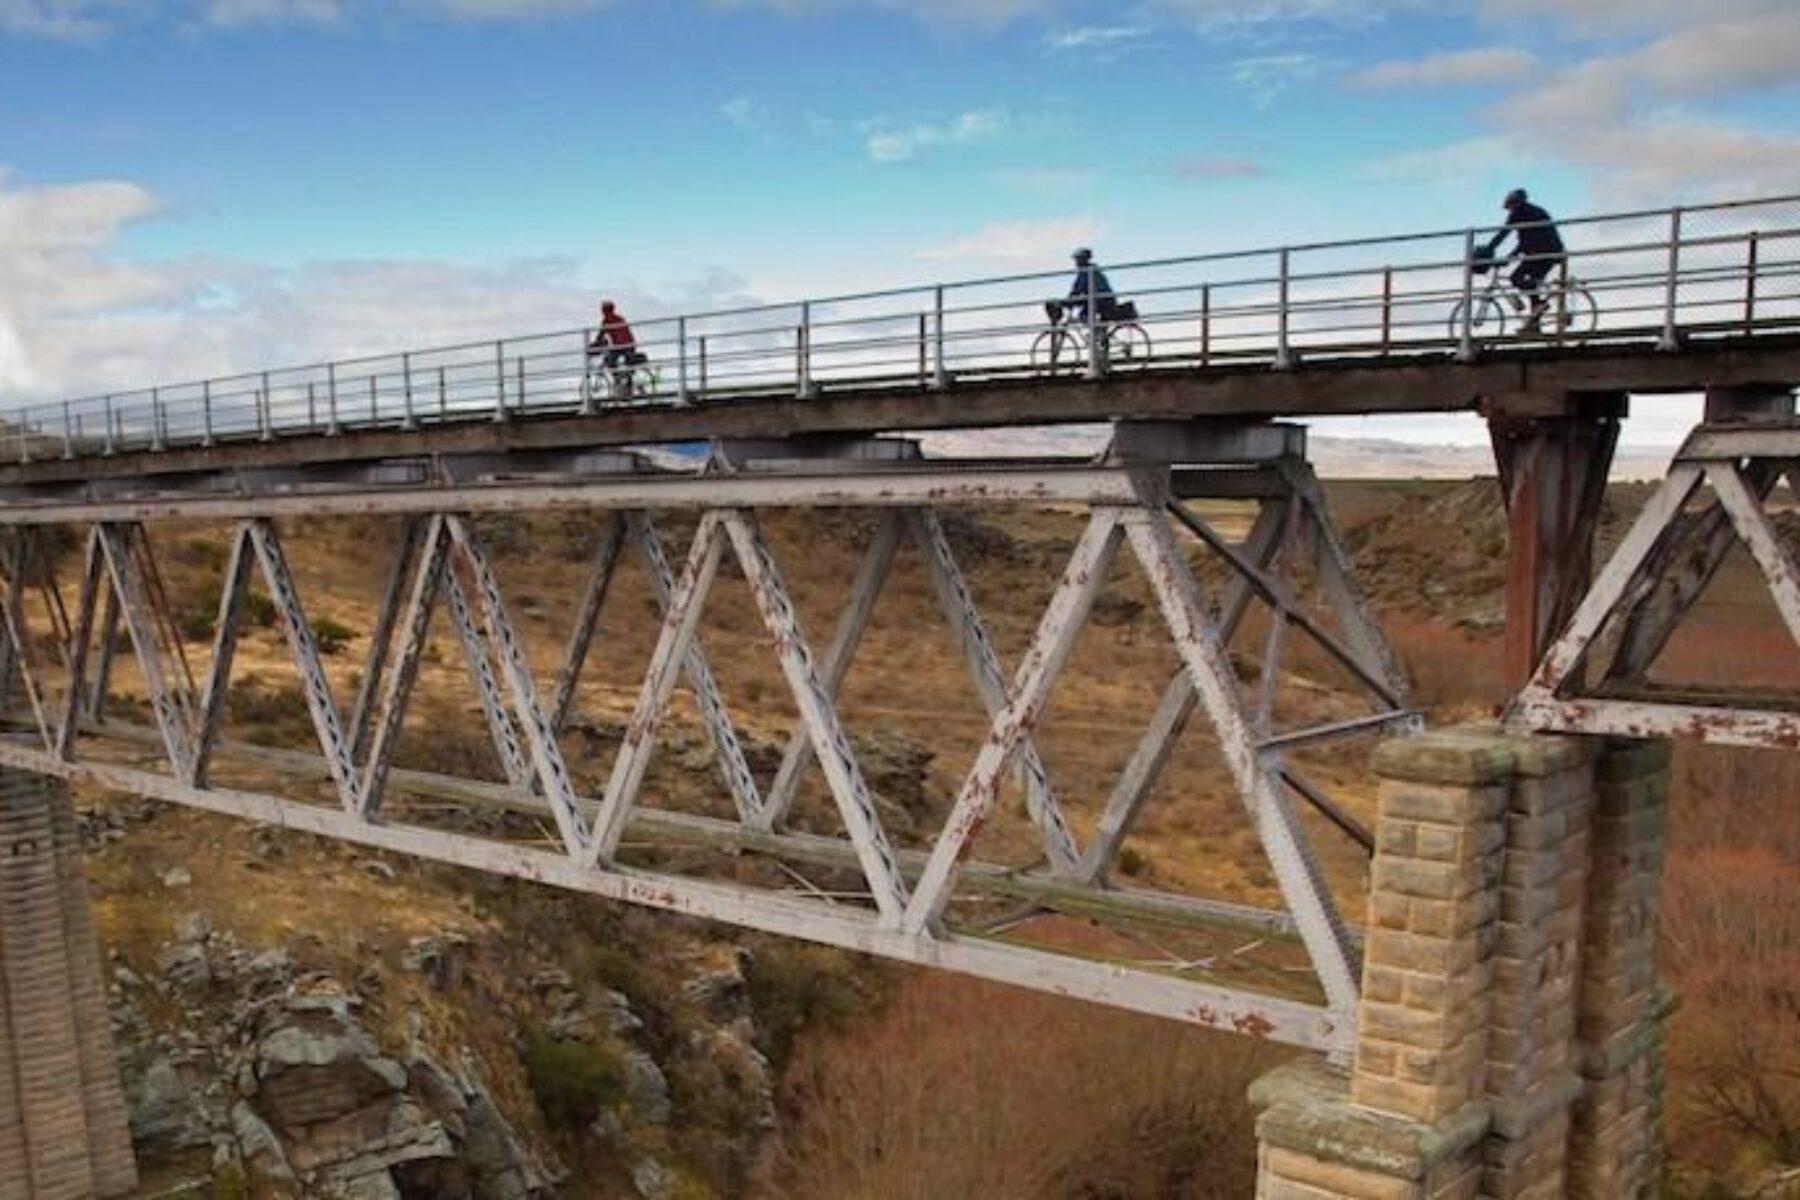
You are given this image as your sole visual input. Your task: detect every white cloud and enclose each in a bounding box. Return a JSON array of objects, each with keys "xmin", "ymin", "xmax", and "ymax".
[
  {"xmin": 0, "ymin": 169, "xmax": 760, "ymax": 406},
  {"xmin": 0, "ymin": 0, "xmax": 124, "ymax": 38},
  {"xmin": 865, "ymin": 109, "xmax": 1010, "ymax": 163},
  {"xmin": 916, "ymin": 216, "xmax": 1103, "ymax": 264},
  {"xmin": 1354, "ymin": 47, "xmax": 1540, "ymax": 89},
  {"xmin": 1473, "ymin": 0, "xmax": 1788, "ymax": 39}
]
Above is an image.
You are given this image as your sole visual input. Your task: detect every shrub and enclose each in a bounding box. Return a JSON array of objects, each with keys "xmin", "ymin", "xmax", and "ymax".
[
  {"xmin": 521, "ymin": 1033, "xmax": 626, "ymax": 1130},
  {"xmin": 311, "ymin": 616, "xmax": 355, "ymax": 655},
  {"xmin": 244, "ymin": 592, "xmax": 278, "ymax": 628},
  {"xmin": 745, "ymin": 943, "xmax": 886, "ymax": 1073}
]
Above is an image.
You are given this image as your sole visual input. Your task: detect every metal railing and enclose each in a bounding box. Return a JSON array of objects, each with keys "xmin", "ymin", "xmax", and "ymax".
[{"xmin": 7, "ymin": 194, "xmax": 1800, "ymax": 465}]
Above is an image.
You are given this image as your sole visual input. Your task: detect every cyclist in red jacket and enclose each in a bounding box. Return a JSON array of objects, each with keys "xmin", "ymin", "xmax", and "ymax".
[{"xmin": 587, "ymin": 299, "xmax": 647, "ymax": 399}]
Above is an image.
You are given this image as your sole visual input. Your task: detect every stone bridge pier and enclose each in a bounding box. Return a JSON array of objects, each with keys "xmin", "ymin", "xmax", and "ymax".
[
  {"xmin": 0, "ymin": 770, "xmax": 137, "ymax": 1199},
  {"xmin": 1251, "ymin": 729, "xmax": 1671, "ymax": 1199}
]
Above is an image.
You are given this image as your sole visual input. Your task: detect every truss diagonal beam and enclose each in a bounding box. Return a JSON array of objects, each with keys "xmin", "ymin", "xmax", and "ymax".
[
  {"xmin": 0, "ymin": 533, "xmax": 58, "ymax": 752},
  {"xmin": 631, "ymin": 514, "xmax": 763, "ymax": 824},
  {"xmin": 1288, "ymin": 463, "xmax": 1410, "ymax": 700},
  {"xmin": 550, "ymin": 513, "xmax": 627, "ymax": 735},
  {"xmin": 760, "ymin": 510, "xmax": 903, "ymax": 831},
  {"xmin": 589, "ymin": 513, "xmax": 728, "ymax": 864},
  {"xmin": 97, "ymin": 523, "xmax": 198, "ymax": 780},
  {"xmin": 1169, "ymin": 500, "xmax": 1404, "ymax": 710},
  {"xmin": 1125, "ymin": 510, "xmax": 1361, "ymax": 1018},
  {"xmin": 247, "ymin": 519, "xmax": 359, "ymax": 811},
  {"xmin": 1605, "ymin": 461, "xmax": 1781, "ymax": 684},
  {"xmin": 56, "ymin": 531, "xmax": 104, "ymax": 762},
  {"xmin": 1705, "ymin": 462, "xmax": 1800, "ymax": 648},
  {"xmin": 349, "ymin": 517, "xmax": 430, "ymax": 762},
  {"xmin": 359, "ymin": 515, "xmax": 448, "ymax": 818},
  {"xmin": 1513, "ymin": 463, "xmax": 1706, "ymax": 700},
  {"xmin": 912, "ymin": 510, "xmax": 1081, "ymax": 877},
  {"xmin": 87, "ymin": 585, "xmax": 120, "ymax": 725},
  {"xmin": 1077, "ymin": 497, "xmax": 1290, "ymax": 884},
  {"xmin": 445, "ymin": 515, "xmax": 591, "ymax": 858},
  {"xmin": 444, "ymin": 566, "xmax": 533, "ymax": 791},
  {"xmin": 191, "ymin": 525, "xmax": 255, "ymax": 787},
  {"xmin": 903, "ymin": 510, "xmax": 1125, "ymax": 935},
  {"xmin": 724, "ymin": 510, "xmax": 910, "ymax": 922}
]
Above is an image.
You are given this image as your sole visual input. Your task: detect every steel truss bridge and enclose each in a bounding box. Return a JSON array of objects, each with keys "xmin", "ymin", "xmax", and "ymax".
[{"xmin": 0, "ymin": 194, "xmax": 1798, "ymax": 1063}]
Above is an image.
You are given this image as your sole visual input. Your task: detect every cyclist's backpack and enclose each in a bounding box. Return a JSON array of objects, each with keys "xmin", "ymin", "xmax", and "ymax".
[{"xmin": 1115, "ymin": 300, "xmax": 1139, "ymax": 321}]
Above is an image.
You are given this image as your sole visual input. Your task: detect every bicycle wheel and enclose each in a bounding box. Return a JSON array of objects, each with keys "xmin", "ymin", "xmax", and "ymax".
[
  {"xmin": 1030, "ymin": 328, "xmax": 1079, "ymax": 375},
  {"xmin": 1447, "ymin": 296, "xmax": 1507, "ymax": 344},
  {"xmin": 1545, "ymin": 285, "xmax": 1597, "ymax": 343},
  {"xmin": 1105, "ymin": 322, "xmax": 1153, "ymax": 370}
]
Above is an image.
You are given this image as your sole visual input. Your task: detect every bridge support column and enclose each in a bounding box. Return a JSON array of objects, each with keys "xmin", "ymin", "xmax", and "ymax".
[
  {"xmin": 1252, "ymin": 730, "xmax": 1665, "ymax": 1200},
  {"xmin": 1488, "ymin": 398, "xmax": 1623, "ymax": 690},
  {"xmin": 1568, "ymin": 739, "xmax": 1671, "ymax": 1199},
  {"xmin": 0, "ymin": 769, "xmax": 137, "ymax": 1198}
]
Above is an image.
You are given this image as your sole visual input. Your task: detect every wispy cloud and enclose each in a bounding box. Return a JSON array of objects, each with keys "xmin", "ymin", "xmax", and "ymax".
[
  {"xmin": 1168, "ymin": 156, "xmax": 1267, "ymax": 180},
  {"xmin": 720, "ymin": 95, "xmax": 769, "ymax": 133},
  {"xmin": 1364, "ymin": 134, "xmax": 1527, "ymax": 183},
  {"xmin": 916, "ymin": 216, "xmax": 1103, "ymax": 264},
  {"xmin": 1046, "ymin": 23, "xmax": 1147, "ymax": 51},
  {"xmin": 993, "ymin": 166, "xmax": 1096, "ymax": 193},
  {"xmin": 1228, "ymin": 53, "xmax": 1330, "ymax": 107},
  {"xmin": 865, "ymin": 109, "xmax": 1010, "ymax": 163},
  {"xmin": 1353, "ymin": 47, "xmax": 1540, "ymax": 89}
]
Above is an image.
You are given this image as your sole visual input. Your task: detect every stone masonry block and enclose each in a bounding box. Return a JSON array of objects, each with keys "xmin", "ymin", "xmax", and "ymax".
[
  {"xmin": 1373, "ymin": 731, "xmax": 1517, "ymax": 786},
  {"xmin": 1380, "ymin": 781, "xmax": 1510, "ymax": 827}
]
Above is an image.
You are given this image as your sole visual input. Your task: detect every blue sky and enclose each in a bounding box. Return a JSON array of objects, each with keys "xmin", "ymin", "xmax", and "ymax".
[{"xmin": 2, "ymin": 0, "xmax": 1797, "ymax": 443}]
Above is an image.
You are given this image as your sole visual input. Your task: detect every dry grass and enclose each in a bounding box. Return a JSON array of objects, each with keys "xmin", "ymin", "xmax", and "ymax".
[{"xmin": 751, "ymin": 972, "xmax": 1273, "ymax": 1200}]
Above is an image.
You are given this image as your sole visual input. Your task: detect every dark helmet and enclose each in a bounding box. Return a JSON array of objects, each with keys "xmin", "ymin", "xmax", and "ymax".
[
  {"xmin": 1072, "ymin": 247, "xmax": 1093, "ymax": 264},
  {"xmin": 600, "ymin": 299, "xmax": 616, "ymax": 314},
  {"xmin": 1504, "ymin": 188, "xmax": 1528, "ymax": 208}
]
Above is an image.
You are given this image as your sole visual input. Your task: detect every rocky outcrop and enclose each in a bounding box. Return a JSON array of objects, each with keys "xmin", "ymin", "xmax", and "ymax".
[{"xmin": 116, "ymin": 915, "xmax": 554, "ymax": 1198}]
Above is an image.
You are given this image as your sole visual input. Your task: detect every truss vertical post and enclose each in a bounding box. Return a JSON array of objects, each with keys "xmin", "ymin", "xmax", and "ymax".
[
  {"xmin": 1124, "ymin": 509, "xmax": 1361, "ymax": 1018},
  {"xmin": 725, "ymin": 511, "xmax": 909, "ymax": 921},
  {"xmin": 903, "ymin": 510, "xmax": 1124, "ymax": 935},
  {"xmin": 911, "ymin": 509, "xmax": 1081, "ymax": 875},
  {"xmin": 1490, "ymin": 400, "xmax": 1622, "ymax": 689},
  {"xmin": 0, "ymin": 531, "xmax": 24, "ymax": 713},
  {"xmin": 550, "ymin": 513, "xmax": 627, "ymax": 735},
  {"xmin": 760, "ymin": 510, "xmax": 903, "ymax": 831},
  {"xmin": 630, "ymin": 514, "xmax": 763, "ymax": 823}
]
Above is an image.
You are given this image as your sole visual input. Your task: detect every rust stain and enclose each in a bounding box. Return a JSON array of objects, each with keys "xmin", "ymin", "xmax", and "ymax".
[{"xmin": 1232, "ymin": 1012, "xmax": 1275, "ymax": 1040}]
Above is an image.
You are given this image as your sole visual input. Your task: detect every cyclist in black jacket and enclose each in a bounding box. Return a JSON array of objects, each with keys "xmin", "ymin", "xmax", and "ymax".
[{"xmin": 1483, "ymin": 188, "xmax": 1566, "ymax": 332}]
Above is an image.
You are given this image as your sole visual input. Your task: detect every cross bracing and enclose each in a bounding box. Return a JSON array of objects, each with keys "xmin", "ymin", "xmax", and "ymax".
[
  {"xmin": 1509, "ymin": 416, "xmax": 1800, "ymax": 748},
  {"xmin": 0, "ymin": 435, "xmax": 1413, "ymax": 1057}
]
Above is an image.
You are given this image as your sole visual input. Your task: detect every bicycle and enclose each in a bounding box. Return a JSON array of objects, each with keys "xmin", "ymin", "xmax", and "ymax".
[
  {"xmin": 1447, "ymin": 254, "xmax": 1597, "ymax": 345},
  {"xmin": 1030, "ymin": 300, "xmax": 1153, "ymax": 376},
  {"xmin": 583, "ymin": 353, "xmax": 661, "ymax": 405}
]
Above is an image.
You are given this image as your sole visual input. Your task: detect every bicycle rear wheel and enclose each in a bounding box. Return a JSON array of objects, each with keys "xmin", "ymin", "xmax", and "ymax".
[
  {"xmin": 1545, "ymin": 285, "xmax": 1597, "ymax": 343},
  {"xmin": 1105, "ymin": 322, "xmax": 1153, "ymax": 370}
]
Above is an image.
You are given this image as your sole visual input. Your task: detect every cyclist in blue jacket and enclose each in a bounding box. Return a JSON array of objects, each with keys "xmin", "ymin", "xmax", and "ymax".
[{"xmin": 1483, "ymin": 189, "xmax": 1566, "ymax": 332}]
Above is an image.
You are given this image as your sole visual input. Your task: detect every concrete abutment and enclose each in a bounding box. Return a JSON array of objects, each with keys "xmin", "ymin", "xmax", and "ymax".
[{"xmin": 1252, "ymin": 730, "xmax": 1671, "ymax": 1200}]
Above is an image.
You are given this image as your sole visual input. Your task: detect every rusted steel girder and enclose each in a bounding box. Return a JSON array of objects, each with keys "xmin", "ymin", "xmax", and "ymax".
[{"xmin": 1488, "ymin": 394, "xmax": 1624, "ymax": 689}]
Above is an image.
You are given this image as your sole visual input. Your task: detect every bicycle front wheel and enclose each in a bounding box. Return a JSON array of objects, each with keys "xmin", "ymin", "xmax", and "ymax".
[
  {"xmin": 1030, "ymin": 328, "xmax": 1078, "ymax": 375},
  {"xmin": 1106, "ymin": 323, "xmax": 1153, "ymax": 370},
  {"xmin": 1447, "ymin": 296, "xmax": 1507, "ymax": 345}
]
